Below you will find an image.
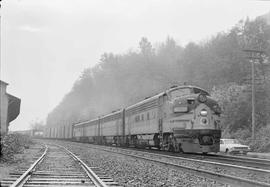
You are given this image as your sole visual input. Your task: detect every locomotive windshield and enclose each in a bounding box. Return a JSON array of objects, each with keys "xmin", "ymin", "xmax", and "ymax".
[
  {"xmin": 169, "ymin": 87, "xmax": 210, "ymax": 100},
  {"xmin": 193, "ymin": 87, "xmax": 210, "ymax": 96},
  {"xmin": 169, "ymin": 88, "xmax": 191, "ymax": 99}
]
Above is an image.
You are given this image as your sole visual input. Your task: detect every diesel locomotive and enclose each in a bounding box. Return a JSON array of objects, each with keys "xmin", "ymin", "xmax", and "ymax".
[{"xmin": 45, "ymin": 85, "xmax": 222, "ymax": 153}]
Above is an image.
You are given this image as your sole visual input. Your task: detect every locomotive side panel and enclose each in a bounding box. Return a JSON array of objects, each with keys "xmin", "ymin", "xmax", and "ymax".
[
  {"xmin": 53, "ymin": 127, "xmax": 56, "ymax": 138},
  {"xmin": 100, "ymin": 119, "xmax": 119, "ymax": 136},
  {"xmin": 57, "ymin": 126, "xmax": 60, "ymax": 138},
  {"xmin": 50, "ymin": 127, "xmax": 53, "ymax": 138},
  {"xmin": 46, "ymin": 127, "xmax": 50, "ymax": 138},
  {"xmin": 66, "ymin": 124, "xmax": 73, "ymax": 139},
  {"xmin": 98, "ymin": 111, "xmax": 123, "ymax": 144},
  {"xmin": 43, "ymin": 127, "xmax": 48, "ymax": 138},
  {"xmin": 54, "ymin": 127, "xmax": 57, "ymax": 138},
  {"xmin": 64, "ymin": 125, "xmax": 69, "ymax": 139},
  {"xmin": 162, "ymin": 113, "xmax": 194, "ymax": 132},
  {"xmin": 76, "ymin": 119, "xmax": 99, "ymax": 142},
  {"xmin": 125, "ymin": 97, "xmax": 159, "ymax": 136},
  {"xmin": 58, "ymin": 126, "xmax": 61, "ymax": 139},
  {"xmin": 70, "ymin": 124, "xmax": 73, "ymax": 139},
  {"xmin": 61, "ymin": 126, "xmax": 64, "ymax": 139},
  {"xmin": 52, "ymin": 127, "xmax": 56, "ymax": 138},
  {"xmin": 56, "ymin": 126, "xmax": 59, "ymax": 138},
  {"xmin": 85, "ymin": 124, "xmax": 96, "ymax": 142},
  {"xmin": 85, "ymin": 124, "xmax": 96, "ymax": 137},
  {"xmin": 57, "ymin": 127, "xmax": 60, "ymax": 138},
  {"xmin": 126, "ymin": 108, "xmax": 159, "ymax": 135},
  {"xmin": 73, "ymin": 125, "xmax": 83, "ymax": 141},
  {"xmin": 59, "ymin": 126, "xmax": 62, "ymax": 139}
]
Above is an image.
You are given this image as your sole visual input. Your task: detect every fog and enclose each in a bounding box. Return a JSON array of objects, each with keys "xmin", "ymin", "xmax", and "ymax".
[{"xmin": 1, "ymin": 0, "xmax": 269, "ymax": 130}]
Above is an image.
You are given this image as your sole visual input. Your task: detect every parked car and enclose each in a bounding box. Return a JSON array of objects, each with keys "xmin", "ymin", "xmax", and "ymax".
[{"xmin": 220, "ymin": 139, "xmax": 250, "ymax": 154}]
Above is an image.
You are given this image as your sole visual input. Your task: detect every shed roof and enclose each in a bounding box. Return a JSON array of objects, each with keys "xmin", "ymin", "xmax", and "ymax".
[
  {"xmin": 7, "ymin": 94, "xmax": 21, "ymax": 123},
  {"xmin": 0, "ymin": 80, "xmax": 9, "ymax": 86}
]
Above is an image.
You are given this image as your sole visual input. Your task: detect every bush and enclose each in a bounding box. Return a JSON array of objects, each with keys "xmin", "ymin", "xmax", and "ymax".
[
  {"xmin": 250, "ymin": 126, "xmax": 270, "ymax": 152},
  {"xmin": 229, "ymin": 126, "xmax": 270, "ymax": 152},
  {"xmin": 0, "ymin": 133, "xmax": 33, "ymax": 162},
  {"xmin": 230, "ymin": 128, "xmax": 251, "ymax": 144}
]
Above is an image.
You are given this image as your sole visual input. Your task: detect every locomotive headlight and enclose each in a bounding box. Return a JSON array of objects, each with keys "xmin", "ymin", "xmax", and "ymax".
[{"xmin": 200, "ymin": 109, "xmax": 208, "ymax": 116}]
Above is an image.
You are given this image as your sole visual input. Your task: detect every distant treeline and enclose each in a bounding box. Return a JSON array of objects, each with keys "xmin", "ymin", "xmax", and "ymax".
[{"xmin": 46, "ymin": 16, "xmax": 270, "ymax": 151}]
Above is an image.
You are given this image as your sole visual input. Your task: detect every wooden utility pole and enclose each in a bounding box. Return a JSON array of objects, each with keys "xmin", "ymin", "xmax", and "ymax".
[{"xmin": 243, "ymin": 49, "xmax": 264, "ymax": 143}]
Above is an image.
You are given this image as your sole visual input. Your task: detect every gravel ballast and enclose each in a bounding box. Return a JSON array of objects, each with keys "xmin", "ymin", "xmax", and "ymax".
[
  {"xmin": 66, "ymin": 141, "xmax": 270, "ymax": 184},
  {"xmin": 0, "ymin": 141, "xmax": 43, "ymax": 181},
  {"xmin": 53, "ymin": 141, "xmax": 225, "ymax": 187}
]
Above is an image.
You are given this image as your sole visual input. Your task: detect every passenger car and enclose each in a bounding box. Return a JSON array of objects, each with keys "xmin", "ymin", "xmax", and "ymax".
[{"xmin": 220, "ymin": 139, "xmax": 250, "ymax": 154}]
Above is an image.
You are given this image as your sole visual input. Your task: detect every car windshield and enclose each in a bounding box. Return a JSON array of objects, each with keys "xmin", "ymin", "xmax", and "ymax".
[
  {"xmin": 169, "ymin": 88, "xmax": 191, "ymax": 99},
  {"xmin": 224, "ymin": 139, "xmax": 240, "ymax": 144}
]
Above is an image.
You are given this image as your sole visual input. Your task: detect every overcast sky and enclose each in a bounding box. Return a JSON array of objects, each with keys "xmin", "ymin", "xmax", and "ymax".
[{"xmin": 1, "ymin": 0, "xmax": 269, "ymax": 131}]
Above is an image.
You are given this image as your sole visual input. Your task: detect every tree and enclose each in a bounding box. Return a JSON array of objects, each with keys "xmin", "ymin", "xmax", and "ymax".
[
  {"xmin": 30, "ymin": 119, "xmax": 45, "ymax": 131},
  {"xmin": 139, "ymin": 37, "xmax": 154, "ymax": 58},
  {"xmin": 211, "ymin": 83, "xmax": 249, "ymax": 136},
  {"xmin": 45, "ymin": 16, "xmax": 270, "ymax": 152}
]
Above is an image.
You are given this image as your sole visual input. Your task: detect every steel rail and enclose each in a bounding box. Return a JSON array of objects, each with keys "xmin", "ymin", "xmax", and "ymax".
[
  {"xmin": 106, "ymin": 145, "xmax": 270, "ymax": 170},
  {"xmin": 108, "ymin": 145, "xmax": 270, "ymax": 169},
  {"xmin": 56, "ymin": 144, "xmax": 108, "ymax": 187},
  {"xmin": 79, "ymin": 143, "xmax": 270, "ymax": 174},
  {"xmin": 10, "ymin": 144, "xmax": 48, "ymax": 187},
  {"xmin": 83, "ymin": 144, "xmax": 270, "ymax": 187},
  {"xmin": 138, "ymin": 148, "xmax": 270, "ymax": 169},
  {"xmin": 143, "ymin": 150, "xmax": 270, "ymax": 174},
  {"xmin": 189, "ymin": 154, "xmax": 270, "ymax": 170},
  {"xmin": 211, "ymin": 154, "xmax": 270, "ymax": 166}
]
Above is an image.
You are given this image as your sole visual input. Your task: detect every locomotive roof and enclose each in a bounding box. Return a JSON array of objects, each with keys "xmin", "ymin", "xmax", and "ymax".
[
  {"xmin": 74, "ymin": 85, "xmax": 208, "ymax": 127},
  {"xmin": 126, "ymin": 85, "xmax": 208, "ymax": 110},
  {"xmin": 168, "ymin": 85, "xmax": 208, "ymax": 93},
  {"xmin": 74, "ymin": 109, "xmax": 122, "ymax": 127},
  {"xmin": 74, "ymin": 118, "xmax": 98, "ymax": 127}
]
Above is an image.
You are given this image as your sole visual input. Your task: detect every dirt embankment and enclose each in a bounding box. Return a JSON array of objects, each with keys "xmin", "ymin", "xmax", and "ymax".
[{"xmin": 0, "ymin": 134, "xmax": 43, "ymax": 181}]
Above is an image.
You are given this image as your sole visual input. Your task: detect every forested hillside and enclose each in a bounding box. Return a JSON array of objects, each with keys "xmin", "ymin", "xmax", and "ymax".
[{"xmin": 46, "ymin": 15, "xmax": 270, "ymax": 151}]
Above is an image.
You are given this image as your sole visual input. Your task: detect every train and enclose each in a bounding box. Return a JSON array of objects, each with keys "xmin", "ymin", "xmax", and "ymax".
[{"xmin": 44, "ymin": 85, "xmax": 222, "ymax": 153}]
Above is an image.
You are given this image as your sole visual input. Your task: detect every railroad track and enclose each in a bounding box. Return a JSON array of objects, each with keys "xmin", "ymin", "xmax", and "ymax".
[
  {"xmin": 181, "ymin": 152, "xmax": 270, "ymax": 170},
  {"xmin": 0, "ymin": 143, "xmax": 120, "ymax": 187},
  {"xmin": 64, "ymin": 141, "xmax": 270, "ymax": 187},
  {"xmin": 119, "ymin": 147, "xmax": 270, "ymax": 170}
]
